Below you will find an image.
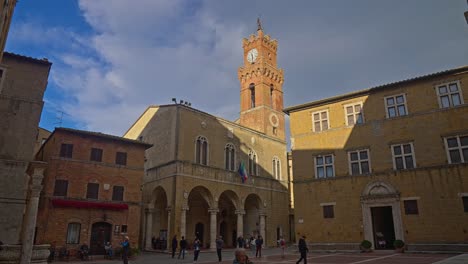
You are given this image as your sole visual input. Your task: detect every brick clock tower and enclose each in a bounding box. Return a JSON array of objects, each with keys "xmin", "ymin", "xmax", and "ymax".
[{"xmin": 238, "ymin": 20, "xmax": 285, "ymax": 141}]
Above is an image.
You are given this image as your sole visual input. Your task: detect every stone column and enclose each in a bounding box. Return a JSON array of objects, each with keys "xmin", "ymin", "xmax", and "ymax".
[
  {"xmin": 20, "ymin": 167, "xmax": 44, "ymax": 264},
  {"xmin": 235, "ymin": 210, "xmax": 245, "ymax": 238},
  {"xmin": 208, "ymin": 208, "xmax": 219, "ymax": 249},
  {"xmin": 259, "ymin": 212, "xmax": 266, "ymax": 247},
  {"xmin": 180, "ymin": 206, "xmax": 188, "ymax": 238},
  {"xmin": 145, "ymin": 206, "xmax": 154, "ymax": 250},
  {"xmin": 166, "ymin": 207, "xmax": 172, "ymax": 248}
]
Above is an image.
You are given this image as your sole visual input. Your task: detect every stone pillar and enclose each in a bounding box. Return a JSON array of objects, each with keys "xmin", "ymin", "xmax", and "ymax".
[
  {"xmin": 145, "ymin": 206, "xmax": 154, "ymax": 250},
  {"xmin": 20, "ymin": 167, "xmax": 44, "ymax": 264},
  {"xmin": 235, "ymin": 210, "xmax": 245, "ymax": 238},
  {"xmin": 180, "ymin": 206, "xmax": 188, "ymax": 238},
  {"xmin": 166, "ymin": 207, "xmax": 172, "ymax": 248},
  {"xmin": 259, "ymin": 212, "xmax": 266, "ymax": 247},
  {"xmin": 208, "ymin": 208, "xmax": 219, "ymax": 249}
]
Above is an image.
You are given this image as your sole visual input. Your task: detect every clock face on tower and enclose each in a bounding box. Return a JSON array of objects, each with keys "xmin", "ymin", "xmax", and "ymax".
[{"xmin": 247, "ymin": 48, "xmax": 258, "ymax": 63}]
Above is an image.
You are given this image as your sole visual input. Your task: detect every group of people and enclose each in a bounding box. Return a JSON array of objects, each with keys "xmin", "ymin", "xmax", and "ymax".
[
  {"xmin": 166, "ymin": 233, "xmax": 308, "ymax": 264},
  {"xmin": 83, "ymin": 236, "xmax": 131, "ymax": 263},
  {"xmin": 48, "ymin": 234, "xmax": 308, "ymax": 264},
  {"xmin": 170, "ymin": 235, "xmax": 203, "ymax": 262},
  {"xmin": 236, "ymin": 235, "xmax": 264, "ymax": 258}
]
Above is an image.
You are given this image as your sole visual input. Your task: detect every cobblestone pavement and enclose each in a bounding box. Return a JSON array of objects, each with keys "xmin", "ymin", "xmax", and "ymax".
[{"xmin": 54, "ymin": 248, "xmax": 462, "ymax": 264}]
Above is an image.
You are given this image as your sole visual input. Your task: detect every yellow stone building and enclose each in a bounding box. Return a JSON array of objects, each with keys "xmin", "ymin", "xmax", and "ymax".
[
  {"xmin": 124, "ymin": 24, "xmax": 292, "ymax": 249},
  {"xmin": 285, "ymin": 66, "xmax": 468, "ymax": 252}
]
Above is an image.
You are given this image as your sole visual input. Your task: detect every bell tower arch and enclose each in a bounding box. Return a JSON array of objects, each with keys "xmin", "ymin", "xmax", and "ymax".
[{"xmin": 238, "ymin": 19, "xmax": 285, "ymax": 140}]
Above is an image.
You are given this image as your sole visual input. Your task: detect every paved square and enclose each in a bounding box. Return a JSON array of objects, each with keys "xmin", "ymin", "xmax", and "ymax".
[{"xmin": 56, "ymin": 248, "xmax": 465, "ymax": 264}]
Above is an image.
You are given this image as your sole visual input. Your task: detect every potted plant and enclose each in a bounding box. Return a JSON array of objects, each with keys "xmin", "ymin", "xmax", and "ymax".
[
  {"xmin": 393, "ymin": 240, "xmax": 405, "ymax": 253},
  {"xmin": 360, "ymin": 240, "xmax": 372, "ymax": 253}
]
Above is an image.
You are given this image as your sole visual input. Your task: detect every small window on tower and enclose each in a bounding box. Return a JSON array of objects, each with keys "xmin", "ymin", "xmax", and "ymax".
[
  {"xmin": 249, "ymin": 83, "xmax": 255, "ymax": 108},
  {"xmin": 273, "ymin": 127, "xmax": 277, "ymax": 135},
  {"xmin": 270, "ymin": 84, "xmax": 274, "ymax": 108}
]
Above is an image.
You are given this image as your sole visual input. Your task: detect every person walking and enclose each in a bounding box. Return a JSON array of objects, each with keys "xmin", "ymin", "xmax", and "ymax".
[
  {"xmin": 120, "ymin": 236, "xmax": 130, "ymax": 264},
  {"xmin": 171, "ymin": 235, "xmax": 178, "ymax": 258},
  {"xmin": 193, "ymin": 237, "xmax": 201, "ymax": 262},
  {"xmin": 216, "ymin": 235, "xmax": 224, "ymax": 262},
  {"xmin": 255, "ymin": 235, "xmax": 263, "ymax": 258},
  {"xmin": 279, "ymin": 236, "xmax": 286, "ymax": 258},
  {"xmin": 178, "ymin": 236, "xmax": 187, "ymax": 259},
  {"xmin": 250, "ymin": 236, "xmax": 256, "ymax": 255},
  {"xmin": 296, "ymin": 236, "xmax": 309, "ymax": 264},
  {"xmin": 237, "ymin": 235, "xmax": 244, "ymax": 248}
]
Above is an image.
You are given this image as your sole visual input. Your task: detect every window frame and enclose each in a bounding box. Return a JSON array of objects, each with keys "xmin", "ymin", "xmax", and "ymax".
[
  {"xmin": 90, "ymin": 148, "xmax": 103, "ymax": 162},
  {"xmin": 272, "ymin": 156, "xmax": 281, "ymax": 180},
  {"xmin": 66, "ymin": 223, "xmax": 81, "ymax": 244},
  {"xmin": 391, "ymin": 142, "xmax": 416, "ymax": 170},
  {"xmin": 224, "ymin": 143, "xmax": 236, "ymax": 171},
  {"xmin": 195, "ymin": 136, "xmax": 209, "ymax": 166},
  {"xmin": 249, "ymin": 83, "xmax": 256, "ymax": 108},
  {"xmin": 384, "ymin": 93, "xmax": 408, "ymax": 118},
  {"xmin": 311, "ymin": 109, "xmax": 329, "ymax": 132},
  {"xmin": 314, "ymin": 154, "xmax": 335, "ymax": 179},
  {"xmin": 248, "ymin": 149, "xmax": 258, "ymax": 176},
  {"xmin": 53, "ymin": 179, "xmax": 69, "ymax": 197},
  {"xmin": 347, "ymin": 149, "xmax": 371, "ymax": 175},
  {"xmin": 322, "ymin": 205, "xmax": 335, "ymax": 219},
  {"xmin": 403, "ymin": 199, "xmax": 419, "ymax": 215},
  {"xmin": 115, "ymin": 151, "xmax": 127, "ymax": 166},
  {"xmin": 462, "ymin": 196, "xmax": 468, "ymax": 213},
  {"xmin": 86, "ymin": 183, "xmax": 99, "ymax": 199},
  {"xmin": 60, "ymin": 143, "xmax": 74, "ymax": 158},
  {"xmin": 112, "ymin": 186, "xmax": 124, "ymax": 201},
  {"xmin": 343, "ymin": 102, "xmax": 364, "ymax": 126},
  {"xmin": 436, "ymin": 81, "xmax": 464, "ymax": 109},
  {"xmin": 444, "ymin": 135, "xmax": 468, "ymax": 164}
]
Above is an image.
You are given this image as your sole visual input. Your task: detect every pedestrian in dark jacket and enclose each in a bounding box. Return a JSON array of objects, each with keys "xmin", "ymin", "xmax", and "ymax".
[
  {"xmin": 216, "ymin": 235, "xmax": 224, "ymax": 262},
  {"xmin": 171, "ymin": 235, "xmax": 178, "ymax": 258},
  {"xmin": 193, "ymin": 238, "xmax": 201, "ymax": 262},
  {"xmin": 178, "ymin": 236, "xmax": 187, "ymax": 259},
  {"xmin": 237, "ymin": 235, "xmax": 244, "ymax": 248},
  {"xmin": 296, "ymin": 236, "xmax": 309, "ymax": 264},
  {"xmin": 255, "ymin": 235, "xmax": 263, "ymax": 258},
  {"xmin": 120, "ymin": 236, "xmax": 130, "ymax": 264}
]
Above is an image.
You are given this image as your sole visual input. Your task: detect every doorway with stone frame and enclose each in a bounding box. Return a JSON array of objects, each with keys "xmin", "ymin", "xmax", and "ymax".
[{"xmin": 361, "ymin": 181, "xmax": 404, "ymax": 250}]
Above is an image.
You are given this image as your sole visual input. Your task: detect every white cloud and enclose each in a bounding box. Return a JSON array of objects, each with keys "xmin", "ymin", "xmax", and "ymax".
[{"xmin": 10, "ymin": 1, "xmax": 468, "ymax": 137}]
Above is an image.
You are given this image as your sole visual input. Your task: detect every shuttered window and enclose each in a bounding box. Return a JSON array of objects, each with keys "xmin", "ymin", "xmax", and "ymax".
[
  {"xmin": 86, "ymin": 183, "xmax": 99, "ymax": 199},
  {"xmin": 112, "ymin": 186, "xmax": 124, "ymax": 201}
]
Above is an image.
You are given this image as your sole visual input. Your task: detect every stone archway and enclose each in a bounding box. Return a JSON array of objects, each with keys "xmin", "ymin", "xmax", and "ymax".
[
  {"xmin": 149, "ymin": 187, "xmax": 169, "ymax": 250},
  {"xmin": 361, "ymin": 181, "xmax": 404, "ymax": 249},
  {"xmin": 244, "ymin": 193, "xmax": 265, "ymax": 242},
  {"xmin": 218, "ymin": 190, "xmax": 239, "ymax": 247},
  {"xmin": 187, "ymin": 186, "xmax": 214, "ymax": 248}
]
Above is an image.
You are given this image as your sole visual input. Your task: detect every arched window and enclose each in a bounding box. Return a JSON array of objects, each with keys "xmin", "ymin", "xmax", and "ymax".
[
  {"xmin": 272, "ymin": 157, "xmax": 281, "ymax": 180},
  {"xmin": 270, "ymin": 84, "xmax": 274, "ymax": 108},
  {"xmin": 249, "ymin": 83, "xmax": 255, "ymax": 108},
  {"xmin": 195, "ymin": 136, "xmax": 208, "ymax": 165},
  {"xmin": 224, "ymin": 143, "xmax": 235, "ymax": 171},
  {"xmin": 248, "ymin": 149, "xmax": 258, "ymax": 176}
]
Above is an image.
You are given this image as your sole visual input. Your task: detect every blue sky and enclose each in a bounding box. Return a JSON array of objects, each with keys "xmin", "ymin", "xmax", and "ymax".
[{"xmin": 6, "ymin": 0, "xmax": 468, "ymax": 137}]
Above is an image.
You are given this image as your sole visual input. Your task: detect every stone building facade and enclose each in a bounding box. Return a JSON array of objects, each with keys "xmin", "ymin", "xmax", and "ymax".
[
  {"xmin": 0, "ymin": 51, "xmax": 52, "ymax": 263},
  {"xmin": 35, "ymin": 128, "xmax": 151, "ymax": 254},
  {"xmin": 285, "ymin": 66, "xmax": 468, "ymax": 252},
  {"xmin": 124, "ymin": 26, "xmax": 291, "ymax": 249}
]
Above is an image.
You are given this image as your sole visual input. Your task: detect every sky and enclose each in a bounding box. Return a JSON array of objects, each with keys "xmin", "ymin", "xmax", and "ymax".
[{"xmin": 6, "ymin": 0, "xmax": 468, "ymax": 138}]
